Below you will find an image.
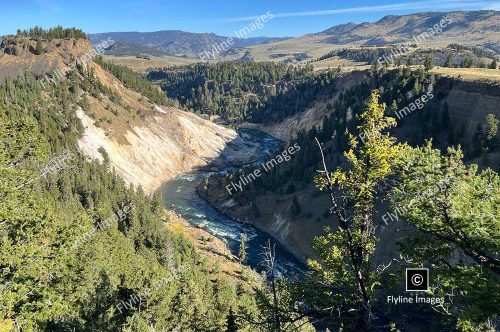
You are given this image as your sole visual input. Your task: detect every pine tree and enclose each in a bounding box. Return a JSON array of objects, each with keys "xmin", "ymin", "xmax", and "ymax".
[
  {"xmin": 489, "ymin": 59, "xmax": 497, "ymax": 69},
  {"xmin": 389, "ymin": 142, "xmax": 500, "ymax": 329},
  {"xmin": 306, "ymin": 91, "xmax": 407, "ymax": 329},
  {"xmin": 238, "ymin": 233, "xmax": 248, "ymax": 263},
  {"xmin": 35, "ymin": 38, "xmax": 44, "ymax": 55},
  {"xmin": 407, "ymin": 55, "xmax": 414, "ymax": 66},
  {"xmin": 472, "ymin": 123, "xmax": 485, "ymax": 156},
  {"xmin": 484, "ymin": 113, "xmax": 499, "ymax": 151},
  {"xmin": 424, "ymin": 55, "xmax": 434, "ymax": 71},
  {"xmin": 226, "ymin": 308, "xmax": 239, "ymax": 332},
  {"xmin": 395, "ymin": 57, "xmax": 402, "ymax": 67}
]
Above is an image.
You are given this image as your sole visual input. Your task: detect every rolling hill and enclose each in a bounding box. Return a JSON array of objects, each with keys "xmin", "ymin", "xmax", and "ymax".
[
  {"xmin": 89, "ymin": 30, "xmax": 290, "ymax": 58},
  {"xmin": 248, "ymin": 10, "xmax": 500, "ymax": 62}
]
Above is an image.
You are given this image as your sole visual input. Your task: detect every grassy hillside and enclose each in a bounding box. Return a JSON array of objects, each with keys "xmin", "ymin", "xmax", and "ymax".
[{"xmin": 248, "ymin": 11, "xmax": 500, "ymax": 63}]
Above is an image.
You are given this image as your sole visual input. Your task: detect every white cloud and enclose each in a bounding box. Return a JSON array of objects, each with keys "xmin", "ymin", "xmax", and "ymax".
[{"xmin": 221, "ymin": 0, "xmax": 497, "ymax": 23}]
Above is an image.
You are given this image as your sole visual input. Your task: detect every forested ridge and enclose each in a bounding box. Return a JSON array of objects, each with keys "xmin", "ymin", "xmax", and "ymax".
[
  {"xmin": 201, "ymin": 66, "xmax": 500, "ymax": 331},
  {"xmin": 95, "ymin": 56, "xmax": 176, "ymax": 107},
  {"xmin": 10, "ymin": 26, "xmax": 88, "ymax": 40},
  {"xmin": 215, "ymin": 67, "xmax": 498, "ymax": 199},
  {"xmin": 1, "ymin": 24, "xmax": 499, "ymax": 331},
  {"xmin": 147, "ymin": 61, "xmax": 341, "ymax": 123},
  {"xmin": 0, "ymin": 60, "xmax": 304, "ymax": 331}
]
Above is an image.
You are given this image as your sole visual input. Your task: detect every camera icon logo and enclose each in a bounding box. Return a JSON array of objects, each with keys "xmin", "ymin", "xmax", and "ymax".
[{"xmin": 406, "ymin": 268, "xmax": 429, "ymax": 291}]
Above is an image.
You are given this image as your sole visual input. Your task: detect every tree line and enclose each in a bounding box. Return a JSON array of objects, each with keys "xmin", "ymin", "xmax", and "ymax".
[
  {"xmin": 13, "ymin": 26, "xmax": 88, "ymax": 40},
  {"xmin": 147, "ymin": 61, "xmax": 342, "ymax": 123},
  {"xmin": 203, "ymin": 67, "xmax": 499, "ymax": 331},
  {"xmin": 0, "ymin": 61, "xmax": 292, "ymax": 331}
]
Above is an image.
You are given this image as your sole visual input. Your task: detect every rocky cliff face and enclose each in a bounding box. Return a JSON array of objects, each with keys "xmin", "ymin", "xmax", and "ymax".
[
  {"xmin": 1, "ymin": 36, "xmax": 261, "ymax": 194},
  {"xmin": 201, "ymin": 73, "xmax": 500, "ymax": 263},
  {"xmin": 76, "ymin": 103, "xmax": 260, "ymax": 193},
  {"xmin": 438, "ymin": 77, "xmax": 500, "ymax": 132},
  {"xmin": 242, "ymin": 70, "xmax": 371, "ymax": 140},
  {"xmin": 0, "ymin": 37, "xmax": 92, "ymax": 82}
]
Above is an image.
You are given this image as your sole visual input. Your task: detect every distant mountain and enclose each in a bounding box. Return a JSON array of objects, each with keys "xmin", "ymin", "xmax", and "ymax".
[
  {"xmin": 89, "ymin": 11, "xmax": 499, "ymax": 62},
  {"xmin": 89, "ymin": 30, "xmax": 290, "ymax": 58},
  {"xmin": 246, "ymin": 10, "xmax": 499, "ymax": 62},
  {"xmin": 102, "ymin": 40, "xmax": 167, "ymax": 57},
  {"xmin": 317, "ymin": 10, "xmax": 499, "ymax": 47}
]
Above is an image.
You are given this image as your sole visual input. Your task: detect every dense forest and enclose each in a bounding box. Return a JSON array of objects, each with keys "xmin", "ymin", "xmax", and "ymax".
[
  {"xmin": 147, "ymin": 61, "xmax": 341, "ymax": 123},
  {"xmin": 201, "ymin": 66, "xmax": 500, "ymax": 331},
  {"xmin": 207, "ymin": 66, "xmax": 499, "ymax": 214},
  {"xmin": 1, "ymin": 23, "xmax": 499, "ymax": 330},
  {"xmin": 0, "ymin": 63, "xmax": 317, "ymax": 331}
]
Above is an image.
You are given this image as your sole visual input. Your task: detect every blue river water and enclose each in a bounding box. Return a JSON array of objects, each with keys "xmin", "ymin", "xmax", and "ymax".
[{"xmin": 159, "ymin": 129, "xmax": 305, "ymax": 276}]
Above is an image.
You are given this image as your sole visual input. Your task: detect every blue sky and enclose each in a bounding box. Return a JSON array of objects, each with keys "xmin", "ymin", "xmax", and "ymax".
[{"xmin": 1, "ymin": 0, "xmax": 499, "ymax": 37}]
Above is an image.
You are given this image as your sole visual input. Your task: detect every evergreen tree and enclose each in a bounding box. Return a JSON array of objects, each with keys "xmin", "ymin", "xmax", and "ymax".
[
  {"xmin": 395, "ymin": 57, "xmax": 402, "ymax": 67},
  {"xmin": 226, "ymin": 308, "xmax": 239, "ymax": 332},
  {"xmin": 484, "ymin": 113, "xmax": 499, "ymax": 151},
  {"xmin": 424, "ymin": 55, "xmax": 434, "ymax": 71},
  {"xmin": 389, "ymin": 142, "xmax": 500, "ymax": 330},
  {"xmin": 238, "ymin": 233, "xmax": 248, "ymax": 263},
  {"xmin": 0, "ymin": 60, "xmax": 262, "ymax": 332},
  {"xmin": 472, "ymin": 123, "xmax": 485, "ymax": 156},
  {"xmin": 35, "ymin": 38, "xmax": 44, "ymax": 55},
  {"xmin": 407, "ymin": 55, "xmax": 414, "ymax": 66},
  {"xmin": 303, "ymin": 91, "xmax": 406, "ymax": 329},
  {"xmin": 489, "ymin": 59, "xmax": 497, "ymax": 69}
]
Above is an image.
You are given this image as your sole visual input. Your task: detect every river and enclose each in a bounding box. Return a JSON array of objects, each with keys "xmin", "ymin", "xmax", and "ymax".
[{"xmin": 159, "ymin": 129, "xmax": 305, "ymax": 276}]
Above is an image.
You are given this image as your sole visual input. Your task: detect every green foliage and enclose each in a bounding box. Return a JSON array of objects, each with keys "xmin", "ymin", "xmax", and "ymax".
[
  {"xmin": 0, "ymin": 70, "xmax": 260, "ymax": 331},
  {"xmin": 147, "ymin": 61, "xmax": 339, "ymax": 123},
  {"xmin": 238, "ymin": 233, "xmax": 248, "ymax": 263},
  {"xmin": 407, "ymin": 55, "xmax": 414, "ymax": 66},
  {"xmin": 13, "ymin": 26, "xmax": 87, "ymax": 40},
  {"xmin": 95, "ymin": 56, "xmax": 175, "ymax": 107},
  {"xmin": 226, "ymin": 307, "xmax": 239, "ymax": 332},
  {"xmin": 389, "ymin": 142, "xmax": 500, "ymax": 330},
  {"xmin": 444, "ymin": 53, "xmax": 453, "ymax": 67},
  {"xmin": 305, "ymin": 91, "xmax": 407, "ymax": 329},
  {"xmin": 210, "ymin": 68, "xmax": 444, "ymax": 212},
  {"xmin": 471, "ymin": 114, "xmax": 499, "ymax": 156},
  {"xmin": 485, "ymin": 113, "xmax": 498, "ymax": 148},
  {"xmin": 251, "ymin": 276, "xmax": 316, "ymax": 332},
  {"xmin": 199, "ymin": 66, "xmax": 498, "ymax": 329},
  {"xmin": 35, "ymin": 39, "xmax": 44, "ymax": 55},
  {"xmin": 424, "ymin": 55, "xmax": 434, "ymax": 71}
]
